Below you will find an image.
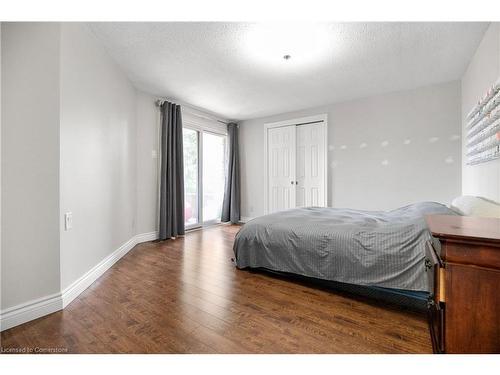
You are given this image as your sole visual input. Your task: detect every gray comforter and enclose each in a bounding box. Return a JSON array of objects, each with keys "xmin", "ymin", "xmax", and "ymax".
[{"xmin": 233, "ymin": 202, "xmax": 457, "ymax": 292}]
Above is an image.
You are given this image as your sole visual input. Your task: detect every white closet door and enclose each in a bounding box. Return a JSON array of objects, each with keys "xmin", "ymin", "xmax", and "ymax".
[
  {"xmin": 267, "ymin": 125, "xmax": 296, "ymax": 213},
  {"xmin": 296, "ymin": 122, "xmax": 326, "ymax": 207}
]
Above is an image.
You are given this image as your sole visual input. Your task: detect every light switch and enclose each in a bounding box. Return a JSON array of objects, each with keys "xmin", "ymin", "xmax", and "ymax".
[
  {"xmin": 151, "ymin": 150, "xmax": 158, "ymax": 159},
  {"xmin": 65, "ymin": 212, "xmax": 73, "ymax": 231}
]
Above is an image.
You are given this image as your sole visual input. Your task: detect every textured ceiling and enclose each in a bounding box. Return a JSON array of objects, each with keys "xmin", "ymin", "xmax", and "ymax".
[{"xmin": 87, "ymin": 22, "xmax": 488, "ymax": 121}]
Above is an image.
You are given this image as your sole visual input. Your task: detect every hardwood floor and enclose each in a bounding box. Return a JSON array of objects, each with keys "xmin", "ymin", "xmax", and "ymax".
[{"xmin": 0, "ymin": 225, "xmax": 432, "ymax": 353}]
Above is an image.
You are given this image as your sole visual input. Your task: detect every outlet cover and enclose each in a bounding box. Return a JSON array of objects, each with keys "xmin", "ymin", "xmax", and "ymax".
[{"xmin": 65, "ymin": 212, "xmax": 73, "ymax": 231}]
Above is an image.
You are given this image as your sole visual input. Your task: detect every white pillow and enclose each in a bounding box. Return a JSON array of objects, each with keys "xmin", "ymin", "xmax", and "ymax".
[{"xmin": 451, "ymin": 196, "xmax": 500, "ymax": 218}]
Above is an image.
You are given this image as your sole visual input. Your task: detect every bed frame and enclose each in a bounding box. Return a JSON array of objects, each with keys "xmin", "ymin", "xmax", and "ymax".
[{"xmin": 244, "ymin": 267, "xmax": 429, "ymax": 312}]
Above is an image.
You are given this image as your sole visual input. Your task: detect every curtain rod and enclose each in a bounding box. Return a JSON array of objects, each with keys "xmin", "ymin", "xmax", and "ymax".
[{"xmin": 155, "ymin": 99, "xmax": 230, "ymax": 125}]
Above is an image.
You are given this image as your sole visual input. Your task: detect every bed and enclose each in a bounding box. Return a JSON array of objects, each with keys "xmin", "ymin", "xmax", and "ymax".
[{"xmin": 233, "ymin": 202, "xmax": 458, "ymax": 309}]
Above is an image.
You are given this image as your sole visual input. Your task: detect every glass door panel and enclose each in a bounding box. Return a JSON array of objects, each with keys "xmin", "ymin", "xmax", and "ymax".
[
  {"xmin": 202, "ymin": 132, "xmax": 226, "ymax": 223},
  {"xmin": 183, "ymin": 128, "xmax": 199, "ymax": 227}
]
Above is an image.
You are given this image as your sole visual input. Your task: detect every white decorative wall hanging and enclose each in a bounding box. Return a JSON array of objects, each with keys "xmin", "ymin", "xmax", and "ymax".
[{"xmin": 466, "ymin": 79, "xmax": 500, "ymax": 165}]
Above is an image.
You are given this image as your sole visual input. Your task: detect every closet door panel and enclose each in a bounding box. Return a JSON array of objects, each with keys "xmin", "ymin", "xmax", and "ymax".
[
  {"xmin": 296, "ymin": 122, "xmax": 325, "ymax": 207},
  {"xmin": 267, "ymin": 125, "xmax": 296, "ymax": 213},
  {"xmin": 297, "ymin": 187, "xmax": 306, "ymax": 207}
]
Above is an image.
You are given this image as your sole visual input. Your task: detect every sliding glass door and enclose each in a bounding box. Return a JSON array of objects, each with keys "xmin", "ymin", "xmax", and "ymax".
[
  {"xmin": 183, "ymin": 128, "xmax": 200, "ymax": 227},
  {"xmin": 183, "ymin": 127, "xmax": 226, "ymax": 228},
  {"xmin": 202, "ymin": 132, "xmax": 226, "ymax": 223}
]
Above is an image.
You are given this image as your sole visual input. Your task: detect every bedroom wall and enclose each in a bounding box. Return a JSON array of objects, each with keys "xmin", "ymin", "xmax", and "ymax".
[
  {"xmin": 1, "ymin": 23, "xmax": 153, "ymax": 328},
  {"xmin": 135, "ymin": 91, "xmax": 159, "ymax": 235},
  {"xmin": 1, "ymin": 23, "xmax": 62, "ymax": 310},
  {"xmin": 239, "ymin": 81, "xmax": 462, "ymax": 219},
  {"xmin": 59, "ymin": 23, "xmax": 138, "ymax": 291},
  {"xmin": 461, "ymin": 23, "xmax": 500, "ymax": 204}
]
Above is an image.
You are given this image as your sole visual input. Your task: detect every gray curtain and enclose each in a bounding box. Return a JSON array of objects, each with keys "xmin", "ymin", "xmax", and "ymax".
[
  {"xmin": 159, "ymin": 101, "xmax": 185, "ymax": 240},
  {"xmin": 222, "ymin": 123, "xmax": 240, "ymax": 223}
]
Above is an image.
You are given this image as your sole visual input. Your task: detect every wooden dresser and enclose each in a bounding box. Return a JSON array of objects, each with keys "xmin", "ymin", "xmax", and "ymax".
[{"xmin": 425, "ymin": 215, "xmax": 500, "ymax": 354}]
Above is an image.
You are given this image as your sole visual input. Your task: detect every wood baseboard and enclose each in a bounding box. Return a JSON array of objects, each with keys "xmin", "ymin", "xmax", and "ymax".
[{"xmin": 0, "ymin": 231, "xmax": 158, "ymax": 332}]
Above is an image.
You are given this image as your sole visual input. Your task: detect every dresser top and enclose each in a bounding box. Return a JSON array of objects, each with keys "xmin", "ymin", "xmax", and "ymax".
[{"xmin": 426, "ymin": 214, "xmax": 500, "ymax": 244}]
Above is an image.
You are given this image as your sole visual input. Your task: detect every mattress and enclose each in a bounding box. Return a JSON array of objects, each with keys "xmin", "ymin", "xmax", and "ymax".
[{"xmin": 233, "ymin": 202, "xmax": 457, "ymax": 292}]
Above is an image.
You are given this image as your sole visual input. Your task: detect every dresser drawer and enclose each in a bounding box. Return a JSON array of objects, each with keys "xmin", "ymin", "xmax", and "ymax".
[{"xmin": 444, "ymin": 241, "xmax": 500, "ymax": 270}]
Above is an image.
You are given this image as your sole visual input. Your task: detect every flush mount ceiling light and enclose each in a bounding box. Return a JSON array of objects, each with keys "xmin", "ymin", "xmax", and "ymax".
[{"xmin": 243, "ymin": 22, "xmax": 331, "ymax": 69}]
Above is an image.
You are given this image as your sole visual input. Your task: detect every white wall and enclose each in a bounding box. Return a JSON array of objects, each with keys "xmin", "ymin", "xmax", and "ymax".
[
  {"xmin": 240, "ymin": 81, "xmax": 462, "ymax": 218},
  {"xmin": 59, "ymin": 23, "xmax": 138, "ymax": 290},
  {"xmin": 1, "ymin": 23, "xmax": 61, "ymax": 309},
  {"xmin": 135, "ymin": 91, "xmax": 159, "ymax": 234},
  {"xmin": 461, "ymin": 23, "xmax": 500, "ymax": 203},
  {"xmin": 0, "ymin": 22, "xmax": 151, "ymax": 328}
]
